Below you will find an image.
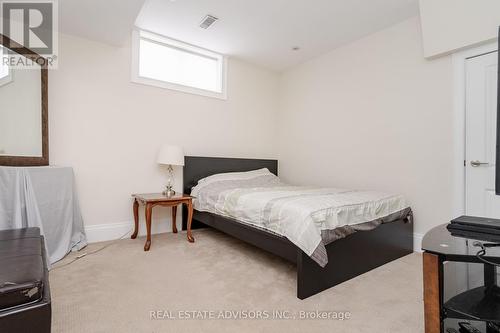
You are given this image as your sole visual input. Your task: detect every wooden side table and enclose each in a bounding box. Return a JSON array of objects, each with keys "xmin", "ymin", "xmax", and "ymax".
[{"xmin": 131, "ymin": 193, "xmax": 194, "ymax": 251}]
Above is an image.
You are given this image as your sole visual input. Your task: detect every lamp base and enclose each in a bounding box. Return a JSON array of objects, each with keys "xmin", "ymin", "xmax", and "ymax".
[
  {"xmin": 163, "ymin": 186, "xmax": 176, "ymax": 197},
  {"xmin": 162, "ymin": 164, "xmax": 176, "ymax": 197}
]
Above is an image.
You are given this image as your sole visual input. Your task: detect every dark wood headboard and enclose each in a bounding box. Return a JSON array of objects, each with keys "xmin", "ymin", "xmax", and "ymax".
[{"xmin": 183, "ymin": 156, "xmax": 278, "ymax": 195}]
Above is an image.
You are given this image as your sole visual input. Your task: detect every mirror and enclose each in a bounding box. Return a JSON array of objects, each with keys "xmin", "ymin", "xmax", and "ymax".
[
  {"xmin": 0, "ymin": 34, "xmax": 48, "ymax": 166},
  {"xmin": 496, "ymin": 27, "xmax": 500, "ymax": 195}
]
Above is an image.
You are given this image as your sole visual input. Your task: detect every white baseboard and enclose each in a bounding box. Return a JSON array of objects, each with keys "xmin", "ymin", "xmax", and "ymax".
[
  {"xmin": 85, "ymin": 219, "xmax": 176, "ymax": 243},
  {"xmin": 413, "ymin": 232, "xmax": 424, "ymax": 253}
]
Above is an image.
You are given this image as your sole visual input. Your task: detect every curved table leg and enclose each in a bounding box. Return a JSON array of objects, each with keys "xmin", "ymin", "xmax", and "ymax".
[
  {"xmin": 144, "ymin": 203, "xmax": 152, "ymax": 251},
  {"xmin": 131, "ymin": 199, "xmax": 139, "ymax": 239},
  {"xmin": 186, "ymin": 201, "xmax": 195, "ymax": 243},
  {"xmin": 172, "ymin": 206, "xmax": 178, "ymax": 233}
]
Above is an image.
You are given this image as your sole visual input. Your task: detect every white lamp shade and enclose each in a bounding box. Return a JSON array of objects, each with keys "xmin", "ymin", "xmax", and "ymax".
[{"xmin": 157, "ymin": 145, "xmax": 184, "ymax": 166}]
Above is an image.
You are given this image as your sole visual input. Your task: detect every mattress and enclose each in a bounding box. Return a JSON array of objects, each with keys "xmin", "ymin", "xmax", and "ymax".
[{"xmin": 191, "ymin": 169, "xmax": 412, "ymax": 267}]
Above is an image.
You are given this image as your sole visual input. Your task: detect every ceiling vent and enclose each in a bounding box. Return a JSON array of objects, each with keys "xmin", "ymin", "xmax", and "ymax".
[{"xmin": 200, "ymin": 15, "xmax": 218, "ymax": 29}]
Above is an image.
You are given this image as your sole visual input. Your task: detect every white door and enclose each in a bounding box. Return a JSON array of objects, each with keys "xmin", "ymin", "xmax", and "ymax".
[{"xmin": 465, "ymin": 51, "xmax": 499, "ymax": 217}]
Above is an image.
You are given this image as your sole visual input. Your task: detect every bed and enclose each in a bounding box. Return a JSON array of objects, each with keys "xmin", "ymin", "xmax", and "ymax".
[{"xmin": 182, "ymin": 156, "xmax": 414, "ymax": 299}]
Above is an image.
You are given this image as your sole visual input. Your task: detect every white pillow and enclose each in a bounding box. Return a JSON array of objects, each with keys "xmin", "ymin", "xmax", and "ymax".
[
  {"xmin": 197, "ymin": 168, "xmax": 272, "ymax": 184},
  {"xmin": 191, "ymin": 168, "xmax": 274, "ymax": 197}
]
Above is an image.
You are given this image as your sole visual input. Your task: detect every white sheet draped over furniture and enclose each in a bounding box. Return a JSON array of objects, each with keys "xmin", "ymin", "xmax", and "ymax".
[{"xmin": 0, "ymin": 166, "xmax": 87, "ymax": 266}]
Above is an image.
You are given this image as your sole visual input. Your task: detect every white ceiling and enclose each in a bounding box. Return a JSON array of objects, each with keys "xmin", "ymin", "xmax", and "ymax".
[
  {"xmin": 59, "ymin": 0, "xmax": 145, "ymax": 46},
  {"xmin": 59, "ymin": 0, "xmax": 419, "ymax": 72},
  {"xmin": 135, "ymin": 0, "xmax": 419, "ymax": 71}
]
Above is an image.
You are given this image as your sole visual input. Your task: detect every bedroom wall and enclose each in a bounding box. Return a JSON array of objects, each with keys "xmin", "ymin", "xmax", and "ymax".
[
  {"xmin": 51, "ymin": 17, "xmax": 459, "ymax": 243},
  {"xmin": 49, "ymin": 34, "xmax": 279, "ymax": 241},
  {"xmin": 276, "ymin": 17, "xmax": 454, "ymax": 238}
]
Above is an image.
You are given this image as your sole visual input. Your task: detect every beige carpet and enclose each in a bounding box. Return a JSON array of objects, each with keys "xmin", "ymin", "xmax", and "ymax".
[{"xmin": 50, "ymin": 229, "xmax": 424, "ymax": 333}]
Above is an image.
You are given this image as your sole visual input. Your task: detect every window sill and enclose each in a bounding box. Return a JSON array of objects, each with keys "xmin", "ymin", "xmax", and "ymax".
[{"xmin": 131, "ymin": 75, "xmax": 227, "ymax": 100}]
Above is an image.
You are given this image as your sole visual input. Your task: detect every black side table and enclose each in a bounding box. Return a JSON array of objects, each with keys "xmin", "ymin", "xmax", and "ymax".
[{"xmin": 422, "ymin": 224, "xmax": 500, "ymax": 333}]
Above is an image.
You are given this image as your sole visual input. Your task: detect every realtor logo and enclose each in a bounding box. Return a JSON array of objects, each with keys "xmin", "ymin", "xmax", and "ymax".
[{"xmin": 1, "ymin": 0, "xmax": 57, "ymax": 57}]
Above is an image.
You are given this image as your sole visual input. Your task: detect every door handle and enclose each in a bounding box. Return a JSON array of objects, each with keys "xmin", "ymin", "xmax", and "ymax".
[{"xmin": 471, "ymin": 160, "xmax": 489, "ymax": 167}]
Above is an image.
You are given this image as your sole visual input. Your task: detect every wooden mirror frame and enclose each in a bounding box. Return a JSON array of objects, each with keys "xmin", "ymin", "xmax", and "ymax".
[{"xmin": 0, "ymin": 34, "xmax": 48, "ymax": 166}]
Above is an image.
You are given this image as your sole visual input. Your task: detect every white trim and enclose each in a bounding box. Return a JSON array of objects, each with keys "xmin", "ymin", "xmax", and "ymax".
[
  {"xmin": 140, "ymin": 30, "xmax": 222, "ymax": 61},
  {"xmin": 413, "ymin": 232, "xmax": 424, "ymax": 253},
  {"xmin": 452, "ymin": 42, "xmax": 498, "ymax": 217},
  {"xmin": 0, "ymin": 48, "xmax": 13, "ymax": 87},
  {"xmin": 0, "ymin": 70, "xmax": 13, "ymax": 87},
  {"xmin": 130, "ymin": 30, "xmax": 228, "ymax": 100},
  {"xmin": 85, "ymin": 218, "xmax": 176, "ymax": 243}
]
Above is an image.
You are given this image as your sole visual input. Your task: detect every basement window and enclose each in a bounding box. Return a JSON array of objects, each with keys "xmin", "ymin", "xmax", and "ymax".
[
  {"xmin": 132, "ymin": 30, "xmax": 227, "ymax": 99},
  {"xmin": 0, "ymin": 46, "xmax": 12, "ymax": 87}
]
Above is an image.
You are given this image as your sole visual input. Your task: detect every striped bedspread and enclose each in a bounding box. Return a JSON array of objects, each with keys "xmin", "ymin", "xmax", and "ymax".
[{"xmin": 191, "ymin": 171, "xmax": 411, "ymax": 267}]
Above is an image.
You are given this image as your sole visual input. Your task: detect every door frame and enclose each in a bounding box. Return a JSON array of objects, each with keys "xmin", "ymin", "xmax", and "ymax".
[{"xmin": 452, "ymin": 42, "xmax": 498, "ymax": 217}]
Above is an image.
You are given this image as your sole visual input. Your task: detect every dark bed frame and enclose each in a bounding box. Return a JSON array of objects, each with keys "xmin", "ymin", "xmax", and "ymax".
[{"xmin": 182, "ymin": 156, "xmax": 414, "ymax": 299}]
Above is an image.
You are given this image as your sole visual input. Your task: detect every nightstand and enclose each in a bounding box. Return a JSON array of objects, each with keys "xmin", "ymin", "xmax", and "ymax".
[{"xmin": 131, "ymin": 193, "xmax": 194, "ymax": 251}]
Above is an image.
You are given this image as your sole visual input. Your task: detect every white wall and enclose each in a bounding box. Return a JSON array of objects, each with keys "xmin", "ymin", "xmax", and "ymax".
[
  {"xmin": 419, "ymin": 0, "xmax": 500, "ymax": 58},
  {"xmin": 49, "ymin": 34, "xmax": 279, "ymax": 236},
  {"xmin": 51, "ymin": 16, "xmax": 462, "ymax": 241},
  {"xmin": 277, "ymin": 17, "xmax": 454, "ymax": 236}
]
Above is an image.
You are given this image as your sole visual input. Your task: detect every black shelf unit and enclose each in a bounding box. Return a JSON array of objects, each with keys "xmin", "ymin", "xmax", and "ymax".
[
  {"xmin": 445, "ymin": 286, "xmax": 500, "ymax": 324},
  {"xmin": 422, "ymin": 224, "xmax": 500, "ymax": 332}
]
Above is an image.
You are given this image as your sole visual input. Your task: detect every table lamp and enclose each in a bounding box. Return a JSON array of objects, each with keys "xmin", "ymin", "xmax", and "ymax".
[{"xmin": 157, "ymin": 145, "xmax": 184, "ymax": 197}]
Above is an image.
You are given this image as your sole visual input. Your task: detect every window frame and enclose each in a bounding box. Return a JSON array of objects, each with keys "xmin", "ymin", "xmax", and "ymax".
[
  {"xmin": 0, "ymin": 69, "xmax": 12, "ymax": 87},
  {"xmin": 131, "ymin": 30, "xmax": 227, "ymax": 100},
  {"xmin": 0, "ymin": 47, "xmax": 13, "ymax": 87}
]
